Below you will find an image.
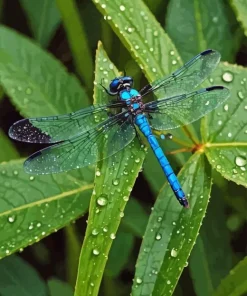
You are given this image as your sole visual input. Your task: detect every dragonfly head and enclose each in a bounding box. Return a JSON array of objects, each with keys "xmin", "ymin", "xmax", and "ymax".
[{"xmin": 109, "ymin": 76, "xmax": 133, "ymax": 95}]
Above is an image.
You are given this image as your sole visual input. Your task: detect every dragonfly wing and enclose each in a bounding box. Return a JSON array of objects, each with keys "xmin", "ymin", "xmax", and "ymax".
[
  {"xmin": 9, "ymin": 102, "xmax": 125, "ymax": 143},
  {"xmin": 141, "ymin": 49, "xmax": 221, "ymax": 100},
  {"xmin": 24, "ymin": 112, "xmax": 136, "ymax": 174},
  {"xmin": 145, "ymin": 86, "xmax": 230, "ymax": 130}
]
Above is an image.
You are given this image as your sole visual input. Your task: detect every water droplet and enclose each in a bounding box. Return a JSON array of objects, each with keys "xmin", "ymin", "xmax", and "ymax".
[
  {"xmin": 228, "ymin": 132, "xmax": 232, "ymax": 138},
  {"xmin": 155, "ymin": 233, "xmax": 162, "ymax": 240},
  {"xmin": 112, "ymin": 179, "xmax": 119, "ymax": 186},
  {"xmin": 235, "ymin": 156, "xmax": 246, "ymax": 167},
  {"xmin": 171, "ymin": 248, "xmax": 178, "ymax": 257},
  {"xmin": 167, "ymin": 280, "xmax": 171, "ymax": 285},
  {"xmin": 103, "ymin": 227, "xmax": 108, "ymax": 233},
  {"xmin": 222, "ymin": 72, "xmax": 233, "ymax": 83},
  {"xmin": 120, "ymin": 212, "xmax": 124, "ymax": 218},
  {"xmin": 29, "ymin": 176, "xmax": 35, "ymax": 181},
  {"xmin": 92, "ymin": 249, "xmax": 100, "ymax": 256},
  {"xmin": 135, "ymin": 157, "xmax": 140, "ymax": 163},
  {"xmin": 216, "ymin": 164, "xmax": 221, "ymax": 170},
  {"xmin": 184, "ymin": 261, "xmax": 189, "ymax": 267},
  {"xmin": 136, "ymin": 277, "xmax": 142, "ymax": 284},
  {"xmin": 224, "ymin": 104, "xmax": 229, "ymax": 111},
  {"xmin": 7, "ymin": 215, "xmax": 16, "ymax": 223},
  {"xmin": 92, "ymin": 229, "xmax": 99, "ymax": 236},
  {"xmin": 218, "ymin": 120, "xmax": 222, "ymax": 125},
  {"xmin": 110, "ymin": 233, "xmax": 116, "ymax": 239},
  {"xmin": 5, "ymin": 249, "xmax": 10, "ymax": 255},
  {"xmin": 232, "ymin": 168, "xmax": 238, "ymax": 174},
  {"xmin": 123, "ymin": 196, "xmax": 129, "ymax": 201},
  {"xmin": 172, "ymin": 60, "xmax": 177, "ymax": 65},
  {"xmin": 95, "ymin": 170, "xmax": 101, "ymax": 177},
  {"xmin": 205, "ymin": 100, "xmax": 210, "ymax": 106},
  {"xmin": 13, "ymin": 170, "xmax": 18, "ymax": 176},
  {"xmin": 157, "ymin": 216, "xmax": 162, "ymax": 222},
  {"xmin": 237, "ymin": 91, "xmax": 244, "ymax": 100},
  {"xmin": 119, "ymin": 5, "xmax": 125, "ymax": 11},
  {"xmin": 170, "ymin": 50, "xmax": 175, "ymax": 55},
  {"xmin": 172, "ymin": 221, "xmax": 176, "ymax": 226}
]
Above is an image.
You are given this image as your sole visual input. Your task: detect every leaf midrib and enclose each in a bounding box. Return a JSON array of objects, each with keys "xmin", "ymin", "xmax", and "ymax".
[{"xmin": 0, "ymin": 183, "xmax": 93, "ymax": 217}]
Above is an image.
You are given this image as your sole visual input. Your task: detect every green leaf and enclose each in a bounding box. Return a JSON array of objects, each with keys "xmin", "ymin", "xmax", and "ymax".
[
  {"xmin": 214, "ymin": 257, "xmax": 247, "ymax": 296},
  {"xmin": 0, "ymin": 255, "xmax": 48, "ymax": 296},
  {"xmin": 231, "ymin": 0, "xmax": 247, "ymax": 37},
  {"xmin": 105, "ymin": 230, "xmax": 134, "ymax": 277},
  {"xmin": 132, "ymin": 153, "xmax": 212, "ymax": 296},
  {"xmin": 202, "ymin": 63, "xmax": 247, "ymax": 187},
  {"xmin": 122, "ymin": 199, "xmax": 149, "ymax": 238},
  {"xmin": 48, "ymin": 278, "xmax": 73, "ymax": 296},
  {"xmin": 0, "ymin": 130, "xmax": 19, "ymax": 162},
  {"xmin": 0, "ymin": 159, "xmax": 93, "ymax": 258},
  {"xmin": 19, "ymin": 0, "xmax": 61, "ymax": 47},
  {"xmin": 166, "ymin": 0, "xmax": 236, "ymax": 62},
  {"xmin": 189, "ymin": 192, "xmax": 232, "ymax": 295},
  {"xmin": 0, "ymin": 25, "xmax": 89, "ymax": 118},
  {"xmin": 92, "ymin": 0, "xmax": 183, "ymax": 82},
  {"xmin": 74, "ymin": 42, "xmax": 146, "ymax": 296},
  {"xmin": 55, "ymin": 0, "xmax": 94, "ymax": 88}
]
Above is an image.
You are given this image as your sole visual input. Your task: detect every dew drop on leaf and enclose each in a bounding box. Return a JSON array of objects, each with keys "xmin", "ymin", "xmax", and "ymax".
[
  {"xmin": 171, "ymin": 248, "xmax": 178, "ymax": 258},
  {"xmin": 112, "ymin": 179, "xmax": 119, "ymax": 186},
  {"xmin": 110, "ymin": 233, "xmax": 116, "ymax": 239},
  {"xmin": 155, "ymin": 233, "xmax": 162, "ymax": 240},
  {"xmin": 97, "ymin": 194, "xmax": 108, "ymax": 206},
  {"xmin": 237, "ymin": 91, "xmax": 244, "ymax": 100},
  {"xmin": 224, "ymin": 104, "xmax": 229, "ymax": 111},
  {"xmin": 92, "ymin": 249, "xmax": 100, "ymax": 256},
  {"xmin": 136, "ymin": 277, "xmax": 142, "ymax": 284},
  {"xmin": 92, "ymin": 229, "xmax": 99, "ymax": 236},
  {"xmin": 7, "ymin": 215, "xmax": 16, "ymax": 223},
  {"xmin": 222, "ymin": 72, "xmax": 233, "ymax": 83},
  {"xmin": 119, "ymin": 5, "xmax": 125, "ymax": 11},
  {"xmin": 235, "ymin": 156, "xmax": 246, "ymax": 167},
  {"xmin": 29, "ymin": 176, "xmax": 35, "ymax": 181}
]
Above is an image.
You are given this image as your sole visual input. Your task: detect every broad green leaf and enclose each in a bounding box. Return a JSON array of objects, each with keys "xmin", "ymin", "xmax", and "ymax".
[
  {"xmin": 0, "ymin": 255, "xmax": 48, "ymax": 296},
  {"xmin": 0, "ymin": 25, "xmax": 89, "ymax": 118},
  {"xmin": 189, "ymin": 192, "xmax": 232, "ymax": 296},
  {"xmin": 202, "ymin": 63, "xmax": 247, "ymax": 187},
  {"xmin": 48, "ymin": 278, "xmax": 73, "ymax": 296},
  {"xmin": 122, "ymin": 199, "xmax": 149, "ymax": 237},
  {"xmin": 0, "ymin": 130, "xmax": 19, "ymax": 162},
  {"xmin": 19, "ymin": 0, "xmax": 61, "ymax": 47},
  {"xmin": 0, "ymin": 159, "xmax": 93, "ymax": 258},
  {"xmin": 132, "ymin": 153, "xmax": 212, "ymax": 296},
  {"xmin": 105, "ymin": 230, "xmax": 134, "ymax": 277},
  {"xmin": 55, "ymin": 0, "xmax": 93, "ymax": 88},
  {"xmin": 92, "ymin": 0, "xmax": 183, "ymax": 81},
  {"xmin": 214, "ymin": 257, "xmax": 247, "ymax": 296},
  {"xmin": 74, "ymin": 42, "xmax": 146, "ymax": 296},
  {"xmin": 166, "ymin": 0, "xmax": 236, "ymax": 62},
  {"xmin": 231, "ymin": 0, "xmax": 247, "ymax": 37}
]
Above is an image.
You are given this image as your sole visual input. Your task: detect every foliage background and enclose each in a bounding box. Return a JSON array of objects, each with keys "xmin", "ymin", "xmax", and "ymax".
[{"xmin": 0, "ymin": 0, "xmax": 246, "ymax": 296}]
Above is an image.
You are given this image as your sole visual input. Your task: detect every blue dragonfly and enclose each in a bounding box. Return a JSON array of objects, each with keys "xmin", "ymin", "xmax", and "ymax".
[{"xmin": 9, "ymin": 49, "xmax": 230, "ymax": 208}]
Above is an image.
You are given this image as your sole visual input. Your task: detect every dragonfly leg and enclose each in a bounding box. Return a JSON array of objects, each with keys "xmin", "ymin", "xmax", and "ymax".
[{"xmin": 100, "ymin": 79, "xmax": 112, "ymax": 95}]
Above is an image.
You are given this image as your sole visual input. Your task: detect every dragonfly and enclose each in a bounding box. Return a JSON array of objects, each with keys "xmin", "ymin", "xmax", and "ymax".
[{"xmin": 9, "ymin": 49, "xmax": 230, "ymax": 208}]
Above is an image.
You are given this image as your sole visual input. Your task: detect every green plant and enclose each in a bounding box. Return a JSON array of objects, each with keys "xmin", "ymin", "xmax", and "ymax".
[{"xmin": 0, "ymin": 0, "xmax": 246, "ymax": 295}]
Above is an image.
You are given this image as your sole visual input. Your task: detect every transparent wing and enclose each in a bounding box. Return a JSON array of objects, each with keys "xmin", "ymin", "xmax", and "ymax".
[
  {"xmin": 9, "ymin": 102, "xmax": 125, "ymax": 144},
  {"xmin": 145, "ymin": 86, "xmax": 230, "ymax": 130},
  {"xmin": 140, "ymin": 49, "xmax": 221, "ymax": 100},
  {"xmin": 24, "ymin": 112, "xmax": 136, "ymax": 174}
]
